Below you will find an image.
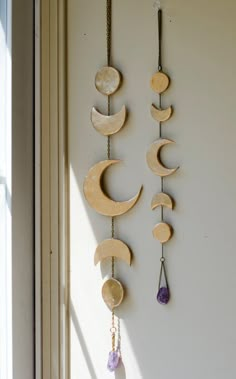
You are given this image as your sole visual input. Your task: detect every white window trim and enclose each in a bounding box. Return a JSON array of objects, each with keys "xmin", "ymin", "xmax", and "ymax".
[
  {"xmin": 0, "ymin": 1, "xmax": 12, "ymax": 378},
  {"xmin": 37, "ymin": 0, "xmax": 69, "ymax": 377}
]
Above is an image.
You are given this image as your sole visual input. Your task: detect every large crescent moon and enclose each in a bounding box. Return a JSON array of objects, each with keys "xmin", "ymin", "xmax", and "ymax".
[
  {"xmin": 91, "ymin": 105, "xmax": 126, "ymax": 136},
  {"xmin": 146, "ymin": 139, "xmax": 178, "ymax": 177},
  {"xmin": 94, "ymin": 238, "xmax": 131, "ymax": 266},
  {"xmin": 151, "ymin": 104, "xmax": 172, "ymax": 123},
  {"xmin": 83, "ymin": 160, "xmax": 142, "ymax": 216}
]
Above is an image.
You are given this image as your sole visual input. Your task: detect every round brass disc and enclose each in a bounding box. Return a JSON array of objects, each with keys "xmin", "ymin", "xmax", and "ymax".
[
  {"xmin": 150, "ymin": 71, "xmax": 170, "ymax": 94},
  {"xmin": 102, "ymin": 278, "xmax": 124, "ymax": 310},
  {"xmin": 152, "ymin": 222, "xmax": 172, "ymax": 243},
  {"xmin": 95, "ymin": 66, "xmax": 121, "ymax": 95}
]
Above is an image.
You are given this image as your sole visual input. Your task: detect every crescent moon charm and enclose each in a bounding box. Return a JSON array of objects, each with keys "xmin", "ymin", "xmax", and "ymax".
[
  {"xmin": 91, "ymin": 105, "xmax": 127, "ymax": 136},
  {"xmin": 146, "ymin": 139, "xmax": 178, "ymax": 177},
  {"xmin": 83, "ymin": 160, "xmax": 142, "ymax": 217},
  {"xmin": 151, "ymin": 192, "xmax": 174, "ymax": 210},
  {"xmin": 94, "ymin": 238, "xmax": 131, "ymax": 266},
  {"xmin": 151, "ymin": 104, "xmax": 172, "ymax": 123}
]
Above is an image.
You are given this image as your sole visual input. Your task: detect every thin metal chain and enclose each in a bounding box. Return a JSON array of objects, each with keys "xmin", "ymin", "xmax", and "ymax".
[
  {"xmin": 106, "ymin": 0, "xmax": 112, "ymax": 66},
  {"xmin": 157, "ymin": 8, "xmax": 162, "ymax": 71},
  {"xmin": 106, "ymin": 0, "xmax": 122, "ymax": 351},
  {"xmin": 106, "ymin": 0, "xmax": 117, "ymax": 346},
  {"xmin": 111, "ymin": 309, "xmax": 115, "ymax": 351},
  {"xmin": 106, "ymin": 0, "xmax": 112, "ymax": 159},
  {"xmin": 158, "ymin": 8, "xmax": 164, "ymax": 260},
  {"xmin": 106, "ymin": 0, "xmax": 115, "ymax": 276}
]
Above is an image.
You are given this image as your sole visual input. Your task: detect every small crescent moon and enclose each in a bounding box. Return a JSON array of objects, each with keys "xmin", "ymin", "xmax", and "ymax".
[
  {"xmin": 94, "ymin": 238, "xmax": 131, "ymax": 266},
  {"xmin": 146, "ymin": 139, "xmax": 178, "ymax": 177},
  {"xmin": 151, "ymin": 192, "xmax": 174, "ymax": 210},
  {"xmin": 83, "ymin": 160, "xmax": 142, "ymax": 216},
  {"xmin": 91, "ymin": 105, "xmax": 126, "ymax": 136},
  {"xmin": 151, "ymin": 104, "xmax": 172, "ymax": 123}
]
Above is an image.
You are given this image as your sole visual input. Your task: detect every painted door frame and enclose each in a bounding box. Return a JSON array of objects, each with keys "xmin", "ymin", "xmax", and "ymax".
[{"xmin": 37, "ymin": 0, "xmax": 69, "ymax": 377}]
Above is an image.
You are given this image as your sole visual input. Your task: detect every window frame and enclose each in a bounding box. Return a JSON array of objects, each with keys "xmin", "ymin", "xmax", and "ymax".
[{"xmin": 38, "ymin": 0, "xmax": 69, "ymax": 377}]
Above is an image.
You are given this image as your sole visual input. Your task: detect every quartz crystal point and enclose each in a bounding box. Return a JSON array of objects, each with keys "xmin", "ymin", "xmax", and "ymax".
[{"xmin": 107, "ymin": 350, "xmax": 120, "ymax": 372}]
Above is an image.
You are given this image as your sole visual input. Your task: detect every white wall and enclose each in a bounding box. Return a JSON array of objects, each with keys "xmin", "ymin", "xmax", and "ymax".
[{"xmin": 68, "ymin": 1, "xmax": 236, "ymax": 378}]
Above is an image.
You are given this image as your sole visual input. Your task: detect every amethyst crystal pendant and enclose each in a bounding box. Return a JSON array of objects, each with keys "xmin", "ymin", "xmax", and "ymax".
[
  {"xmin": 107, "ymin": 350, "xmax": 120, "ymax": 372},
  {"xmin": 157, "ymin": 286, "xmax": 170, "ymax": 305}
]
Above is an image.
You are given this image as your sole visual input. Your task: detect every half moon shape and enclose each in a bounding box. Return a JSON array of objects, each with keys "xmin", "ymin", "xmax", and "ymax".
[
  {"xmin": 146, "ymin": 139, "xmax": 178, "ymax": 177},
  {"xmin": 83, "ymin": 160, "xmax": 142, "ymax": 216},
  {"xmin": 94, "ymin": 238, "xmax": 131, "ymax": 266},
  {"xmin": 151, "ymin": 104, "xmax": 172, "ymax": 123},
  {"xmin": 91, "ymin": 105, "xmax": 126, "ymax": 136},
  {"xmin": 151, "ymin": 192, "xmax": 174, "ymax": 210}
]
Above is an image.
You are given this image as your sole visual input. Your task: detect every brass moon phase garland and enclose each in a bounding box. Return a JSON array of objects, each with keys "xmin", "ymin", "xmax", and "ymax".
[
  {"xmin": 146, "ymin": 8, "xmax": 179, "ymax": 304},
  {"xmin": 83, "ymin": 0, "xmax": 142, "ymax": 371}
]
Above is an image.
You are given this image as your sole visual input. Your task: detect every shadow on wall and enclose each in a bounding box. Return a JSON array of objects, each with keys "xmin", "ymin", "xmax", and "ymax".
[{"xmin": 71, "ymin": 295, "xmax": 127, "ymax": 379}]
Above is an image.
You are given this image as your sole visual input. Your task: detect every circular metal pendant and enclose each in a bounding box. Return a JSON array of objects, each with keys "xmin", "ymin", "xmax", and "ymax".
[
  {"xmin": 102, "ymin": 278, "xmax": 124, "ymax": 310},
  {"xmin": 95, "ymin": 66, "xmax": 121, "ymax": 95},
  {"xmin": 150, "ymin": 71, "xmax": 170, "ymax": 94}
]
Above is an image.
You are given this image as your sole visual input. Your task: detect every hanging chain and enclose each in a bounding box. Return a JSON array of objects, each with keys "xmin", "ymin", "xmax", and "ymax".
[
  {"xmin": 157, "ymin": 8, "xmax": 162, "ymax": 71},
  {"xmin": 106, "ymin": 0, "xmax": 112, "ymax": 66},
  {"xmin": 106, "ymin": 0, "xmax": 115, "ymax": 276},
  {"xmin": 110, "ymin": 309, "xmax": 116, "ymax": 351},
  {"xmin": 106, "ymin": 0, "xmax": 118, "ymax": 351},
  {"xmin": 106, "ymin": 0, "xmax": 112, "ymax": 159},
  {"xmin": 158, "ymin": 8, "xmax": 164, "ymax": 260}
]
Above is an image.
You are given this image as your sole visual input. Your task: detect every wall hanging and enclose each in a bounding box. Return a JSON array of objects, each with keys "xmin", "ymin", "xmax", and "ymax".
[
  {"xmin": 146, "ymin": 8, "xmax": 179, "ymax": 305},
  {"xmin": 83, "ymin": 0, "xmax": 142, "ymax": 371}
]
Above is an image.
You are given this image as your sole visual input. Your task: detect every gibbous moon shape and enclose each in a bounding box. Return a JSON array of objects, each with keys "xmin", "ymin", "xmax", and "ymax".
[
  {"xmin": 91, "ymin": 105, "xmax": 126, "ymax": 136},
  {"xmin": 94, "ymin": 238, "xmax": 131, "ymax": 266},
  {"xmin": 151, "ymin": 104, "xmax": 172, "ymax": 123},
  {"xmin": 102, "ymin": 278, "xmax": 124, "ymax": 310},
  {"xmin": 146, "ymin": 139, "xmax": 178, "ymax": 177},
  {"xmin": 95, "ymin": 66, "xmax": 121, "ymax": 96},
  {"xmin": 152, "ymin": 222, "xmax": 172, "ymax": 243},
  {"xmin": 83, "ymin": 160, "xmax": 142, "ymax": 217},
  {"xmin": 150, "ymin": 71, "xmax": 170, "ymax": 94},
  {"xmin": 151, "ymin": 192, "xmax": 174, "ymax": 210}
]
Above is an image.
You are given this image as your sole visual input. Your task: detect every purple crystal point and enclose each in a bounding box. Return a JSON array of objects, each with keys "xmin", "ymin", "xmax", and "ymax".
[
  {"xmin": 107, "ymin": 350, "xmax": 120, "ymax": 372},
  {"xmin": 157, "ymin": 286, "xmax": 170, "ymax": 305}
]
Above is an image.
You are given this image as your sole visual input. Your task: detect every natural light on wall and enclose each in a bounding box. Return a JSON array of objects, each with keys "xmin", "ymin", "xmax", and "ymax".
[
  {"xmin": 70, "ymin": 167, "xmax": 142, "ymax": 379},
  {"xmin": 0, "ymin": 1, "xmax": 12, "ymax": 379}
]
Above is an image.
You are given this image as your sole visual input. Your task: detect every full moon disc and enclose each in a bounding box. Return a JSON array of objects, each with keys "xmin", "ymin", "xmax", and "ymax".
[
  {"xmin": 152, "ymin": 222, "xmax": 172, "ymax": 243},
  {"xmin": 150, "ymin": 71, "xmax": 170, "ymax": 94},
  {"xmin": 95, "ymin": 66, "xmax": 121, "ymax": 95},
  {"xmin": 102, "ymin": 278, "xmax": 124, "ymax": 310}
]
